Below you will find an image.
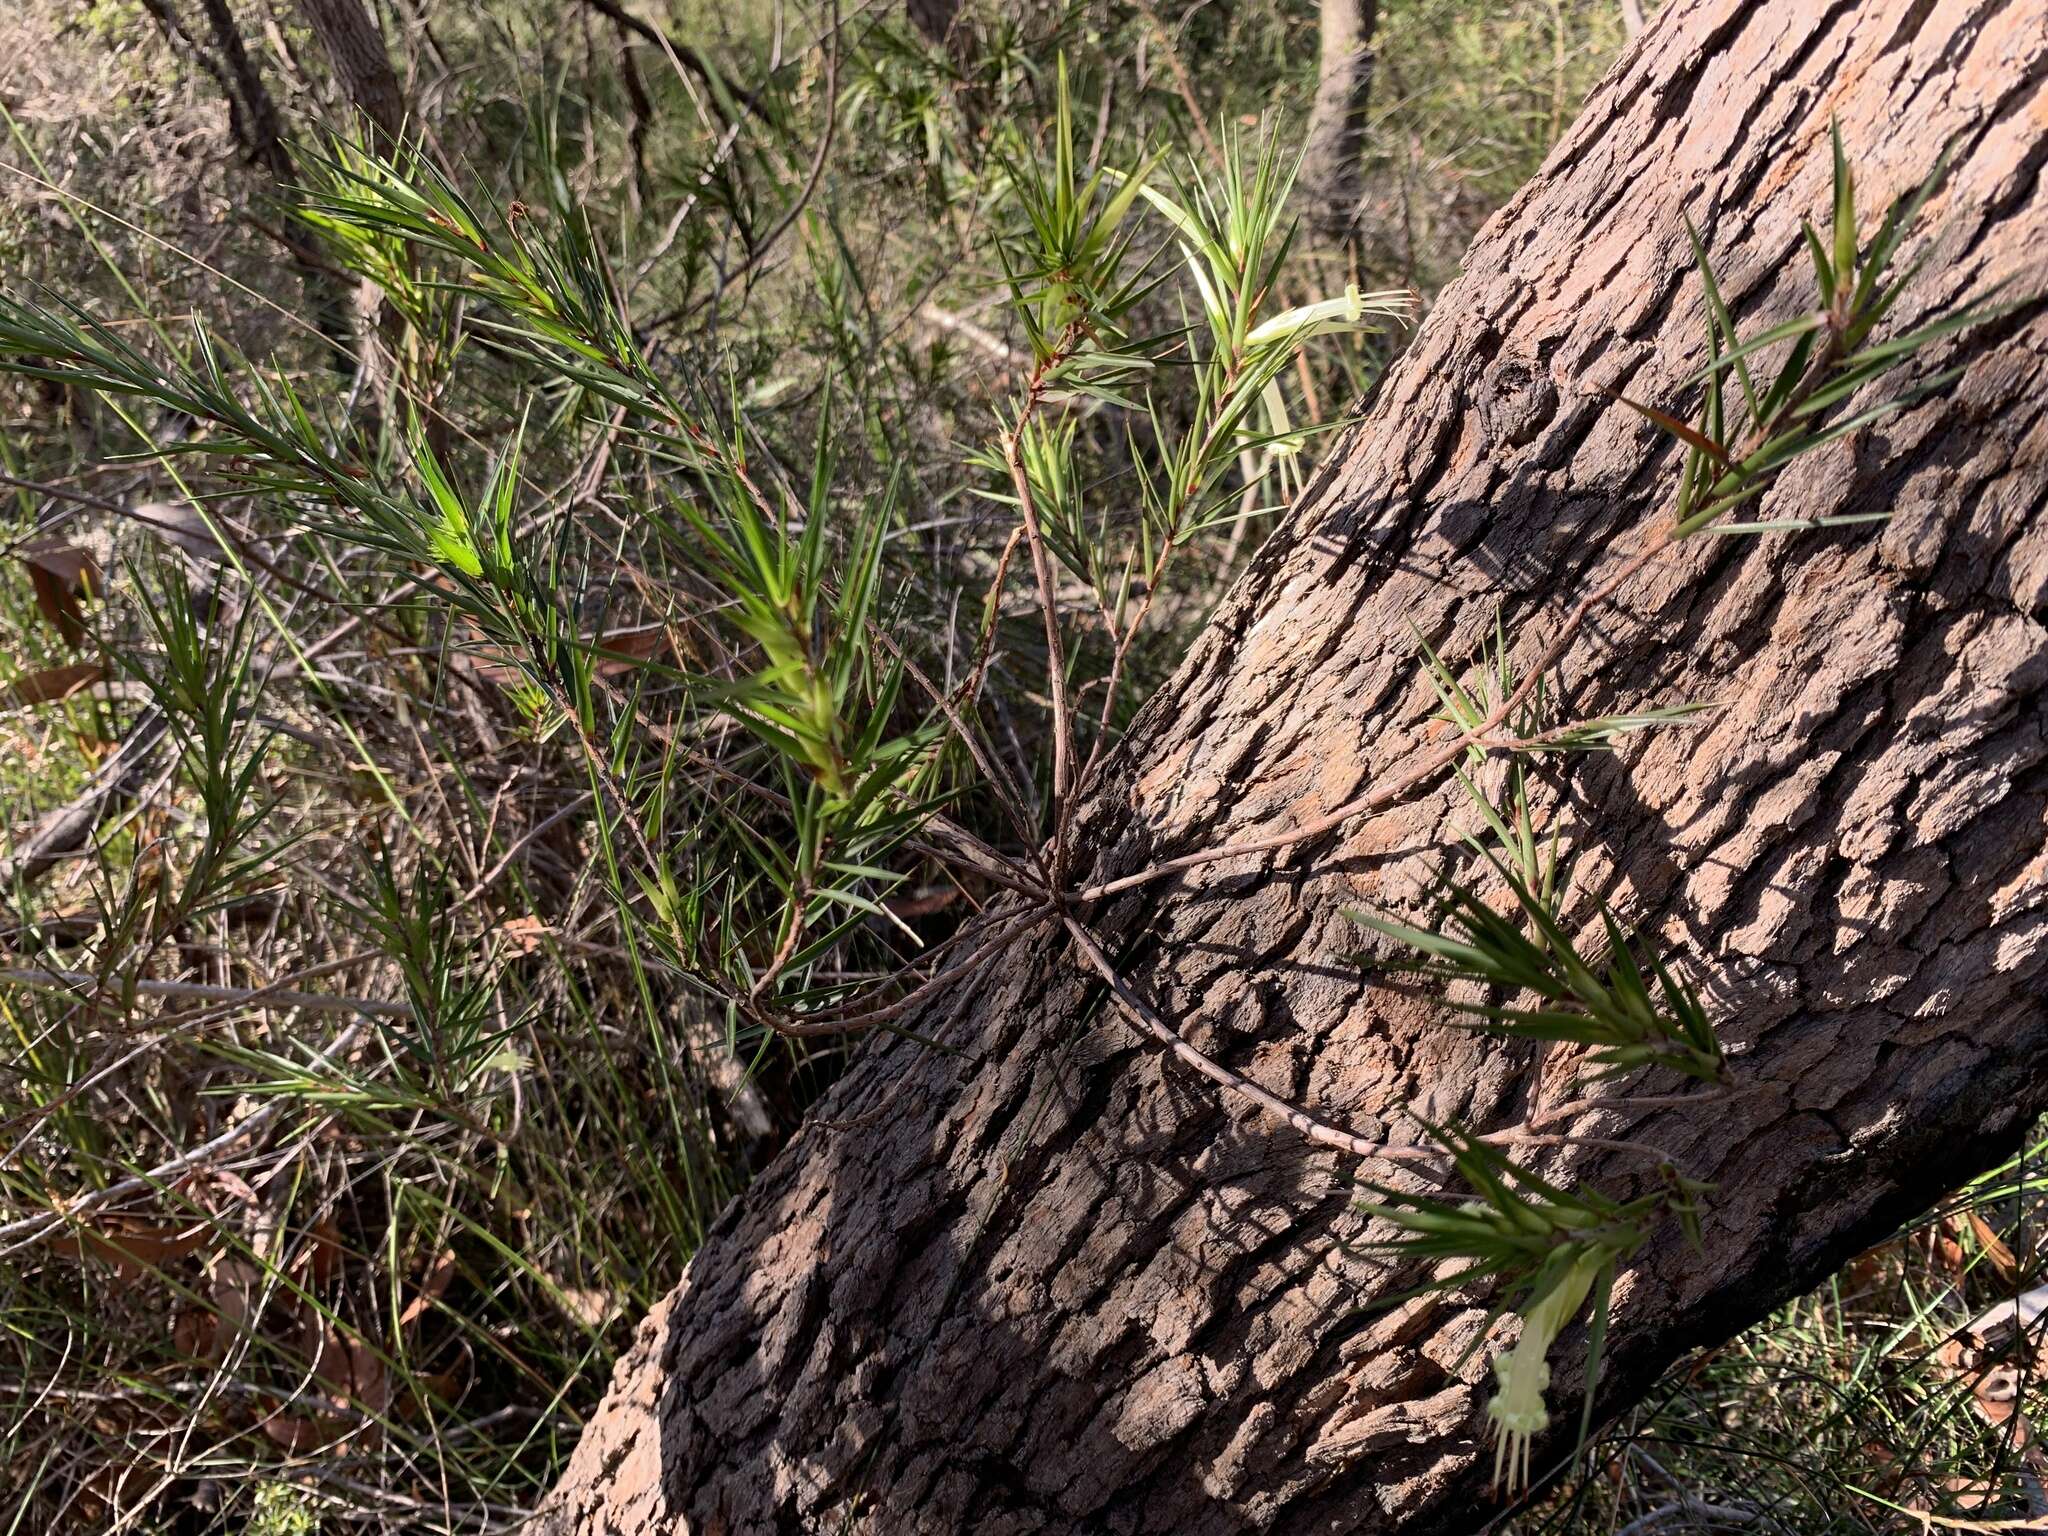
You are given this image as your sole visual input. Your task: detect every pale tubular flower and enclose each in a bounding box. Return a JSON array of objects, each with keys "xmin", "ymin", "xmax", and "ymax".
[
  {"xmin": 1245, "ymin": 283, "xmax": 1410, "ymax": 346},
  {"xmin": 1487, "ymin": 1250, "xmax": 1605, "ymax": 1494}
]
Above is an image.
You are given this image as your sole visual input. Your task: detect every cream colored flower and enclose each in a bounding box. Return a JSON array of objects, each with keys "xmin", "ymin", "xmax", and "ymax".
[{"xmin": 1486, "ymin": 1251, "xmax": 1604, "ymax": 1494}]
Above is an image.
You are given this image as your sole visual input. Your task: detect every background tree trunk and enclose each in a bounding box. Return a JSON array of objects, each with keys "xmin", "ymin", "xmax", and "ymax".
[
  {"xmin": 1299, "ymin": 0, "xmax": 1377, "ymax": 252},
  {"xmin": 296, "ymin": 0, "xmax": 404, "ymax": 150},
  {"xmin": 293, "ymin": 0, "xmax": 411, "ymax": 427},
  {"xmin": 906, "ymin": 0, "xmax": 962, "ymax": 49},
  {"xmin": 539, "ymin": 1, "xmax": 2048, "ymax": 1531}
]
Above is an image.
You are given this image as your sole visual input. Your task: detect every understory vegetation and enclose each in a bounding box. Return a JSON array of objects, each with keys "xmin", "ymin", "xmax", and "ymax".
[{"xmin": 1, "ymin": 0, "xmax": 2041, "ymax": 1532}]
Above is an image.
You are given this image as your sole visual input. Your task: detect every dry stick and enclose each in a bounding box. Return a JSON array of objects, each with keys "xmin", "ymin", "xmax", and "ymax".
[
  {"xmin": 1060, "ymin": 909, "xmax": 1440, "ymax": 1166},
  {"xmin": 678, "ymin": 0, "xmax": 842, "ymax": 324},
  {"xmin": 868, "ymin": 624, "xmax": 1048, "ymax": 880},
  {"xmin": 0, "ymin": 967, "xmax": 412, "ymax": 1018},
  {"xmin": 995, "ymin": 312, "xmax": 1121, "ymax": 884},
  {"xmin": 726, "ymin": 864, "xmax": 1042, "ymax": 1039},
  {"xmin": 456, "ymin": 789, "xmax": 595, "ymax": 903},
  {"xmin": 1073, "ymin": 534, "xmax": 1174, "ymax": 801},
  {"xmin": 1071, "ymin": 338, "xmax": 1273, "ymax": 804},
  {"xmin": 917, "ymin": 303, "xmax": 1023, "ymax": 371},
  {"xmin": 0, "ymin": 1017, "xmax": 369, "ymax": 1256},
  {"xmin": 566, "ymin": 0, "xmax": 767, "ymax": 126},
  {"xmin": 1066, "ymin": 909, "xmax": 1693, "ymax": 1169},
  {"xmin": 805, "ymin": 907, "xmax": 1048, "ymax": 1031},
  {"xmin": 1002, "ymin": 422, "xmax": 1076, "ymax": 877},
  {"xmin": 747, "ymin": 883, "xmax": 810, "ymax": 1004},
  {"xmin": 1524, "ymin": 1084, "xmax": 1765, "ymax": 1130},
  {"xmin": 956, "ymin": 523, "xmax": 1025, "ymax": 713},
  {"xmin": 1484, "ymin": 1128, "xmax": 1677, "ymax": 1161},
  {"xmin": 0, "ymin": 955, "xmax": 398, "ymax": 1149},
  {"xmin": 0, "ymin": 471, "xmax": 413, "ymax": 649},
  {"xmin": 909, "ymin": 821, "xmax": 1048, "ymax": 901},
  {"xmin": 1132, "ymin": 0, "xmax": 1226, "ymax": 173}
]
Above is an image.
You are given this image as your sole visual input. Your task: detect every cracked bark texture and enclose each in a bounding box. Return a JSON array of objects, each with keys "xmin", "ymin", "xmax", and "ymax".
[
  {"xmin": 1300, "ymin": 0, "xmax": 1378, "ymax": 248},
  {"xmin": 538, "ymin": 2, "xmax": 2048, "ymax": 1531}
]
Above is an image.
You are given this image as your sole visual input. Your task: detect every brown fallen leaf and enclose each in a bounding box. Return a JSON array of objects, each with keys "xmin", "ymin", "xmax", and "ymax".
[
  {"xmin": 207, "ymin": 1257, "xmax": 262, "ymax": 1358},
  {"xmin": 1841, "ymin": 1242, "xmax": 1894, "ymax": 1295},
  {"xmin": 305, "ymin": 1215, "xmax": 346, "ymax": 1287},
  {"xmin": 447, "ymin": 597, "xmax": 670, "ymax": 686},
  {"xmin": 1937, "ymin": 1299, "xmax": 2042, "ymax": 1447},
  {"xmin": 18, "ymin": 541, "xmax": 102, "ymax": 649},
  {"xmin": 887, "ymin": 886, "xmax": 962, "ymax": 920},
  {"xmin": 1973, "ymin": 1363, "xmax": 2027, "ymax": 1436},
  {"xmin": 399, "ymin": 1248, "xmax": 460, "ymax": 1332},
  {"xmin": 2, "ymin": 660, "xmax": 104, "ymax": 709},
  {"xmin": 1932, "ymin": 1221, "xmax": 1970, "ymax": 1280},
  {"xmin": 495, "ymin": 914, "xmax": 553, "ymax": 953},
  {"xmin": 256, "ymin": 1400, "xmax": 334, "ymax": 1455},
  {"xmin": 1968, "ymin": 1209, "xmax": 2024, "ymax": 1286},
  {"xmin": 46, "ymin": 1216, "xmax": 212, "ymax": 1281},
  {"xmin": 554, "ymin": 1285, "xmax": 615, "ymax": 1329},
  {"xmin": 591, "ymin": 624, "xmax": 670, "ymax": 678},
  {"xmin": 403, "ymin": 1341, "xmax": 473, "ymax": 1417},
  {"xmin": 298, "ymin": 1308, "xmax": 391, "ymax": 1416},
  {"xmin": 172, "ymin": 1306, "xmax": 217, "ymax": 1361}
]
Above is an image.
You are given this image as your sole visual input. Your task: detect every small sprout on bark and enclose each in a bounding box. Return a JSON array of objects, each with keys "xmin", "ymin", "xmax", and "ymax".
[
  {"xmin": 1624, "ymin": 123, "xmax": 2011, "ymax": 539},
  {"xmin": 1358, "ymin": 1126, "xmax": 1707, "ymax": 1494},
  {"xmin": 1352, "ymin": 856, "xmax": 1725, "ymax": 1085}
]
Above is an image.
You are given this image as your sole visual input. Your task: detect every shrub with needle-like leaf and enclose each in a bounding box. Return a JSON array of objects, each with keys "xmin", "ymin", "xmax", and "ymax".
[
  {"xmin": 1338, "ymin": 123, "xmax": 2002, "ymax": 1504},
  {"xmin": 1644, "ymin": 126, "xmax": 2009, "ymax": 540},
  {"xmin": 1354, "ymin": 859, "xmax": 1725, "ymax": 1085},
  {"xmin": 1358, "ymin": 1126, "xmax": 1710, "ymax": 1493}
]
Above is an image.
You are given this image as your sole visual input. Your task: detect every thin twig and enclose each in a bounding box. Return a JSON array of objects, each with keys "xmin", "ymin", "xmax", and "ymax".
[
  {"xmin": 1060, "ymin": 909, "xmax": 1439, "ymax": 1165},
  {"xmin": 0, "ymin": 1018, "xmax": 369, "ymax": 1255},
  {"xmin": 0, "ymin": 966, "xmax": 411, "ymax": 1018},
  {"xmin": 1003, "ymin": 421, "xmax": 1076, "ymax": 877}
]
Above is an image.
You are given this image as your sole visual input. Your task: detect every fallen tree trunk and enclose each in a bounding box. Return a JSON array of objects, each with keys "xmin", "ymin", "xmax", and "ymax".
[{"xmin": 540, "ymin": 1, "xmax": 2048, "ymax": 1530}]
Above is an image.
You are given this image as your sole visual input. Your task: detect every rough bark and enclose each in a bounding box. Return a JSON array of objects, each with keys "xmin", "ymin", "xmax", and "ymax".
[
  {"xmin": 296, "ymin": 0, "xmax": 405, "ymax": 151},
  {"xmin": 1299, "ymin": 0, "xmax": 1377, "ymax": 249},
  {"xmin": 540, "ymin": 2, "xmax": 2048, "ymax": 1531},
  {"xmin": 906, "ymin": 0, "xmax": 962, "ymax": 49}
]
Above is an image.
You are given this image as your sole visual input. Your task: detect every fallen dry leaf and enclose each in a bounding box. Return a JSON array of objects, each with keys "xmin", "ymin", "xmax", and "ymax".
[
  {"xmin": 591, "ymin": 624, "xmax": 670, "ymax": 678},
  {"xmin": 399, "ymin": 1248, "xmax": 460, "ymax": 1332},
  {"xmin": 172, "ymin": 1307, "xmax": 216, "ymax": 1360},
  {"xmin": 888, "ymin": 886, "xmax": 962, "ymax": 920},
  {"xmin": 1968, "ymin": 1210, "xmax": 2024, "ymax": 1286},
  {"xmin": 449, "ymin": 602, "xmax": 670, "ymax": 687},
  {"xmin": 298, "ymin": 1309, "xmax": 391, "ymax": 1416},
  {"xmin": 404, "ymin": 1341, "xmax": 473, "ymax": 1416},
  {"xmin": 18, "ymin": 541, "xmax": 102, "ymax": 649},
  {"xmin": 305, "ymin": 1215, "xmax": 346, "ymax": 1287},
  {"xmin": 496, "ymin": 914, "xmax": 553, "ymax": 953},
  {"xmin": 2, "ymin": 660, "xmax": 103, "ymax": 709},
  {"xmin": 207, "ymin": 1257, "xmax": 261, "ymax": 1357},
  {"xmin": 1932, "ymin": 1222, "xmax": 1970, "ymax": 1280},
  {"xmin": 1841, "ymin": 1243, "xmax": 1893, "ymax": 1295},
  {"xmin": 47, "ymin": 1216, "xmax": 212, "ymax": 1281},
  {"xmin": 554, "ymin": 1285, "xmax": 615, "ymax": 1329},
  {"xmin": 257, "ymin": 1401, "xmax": 334, "ymax": 1454}
]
